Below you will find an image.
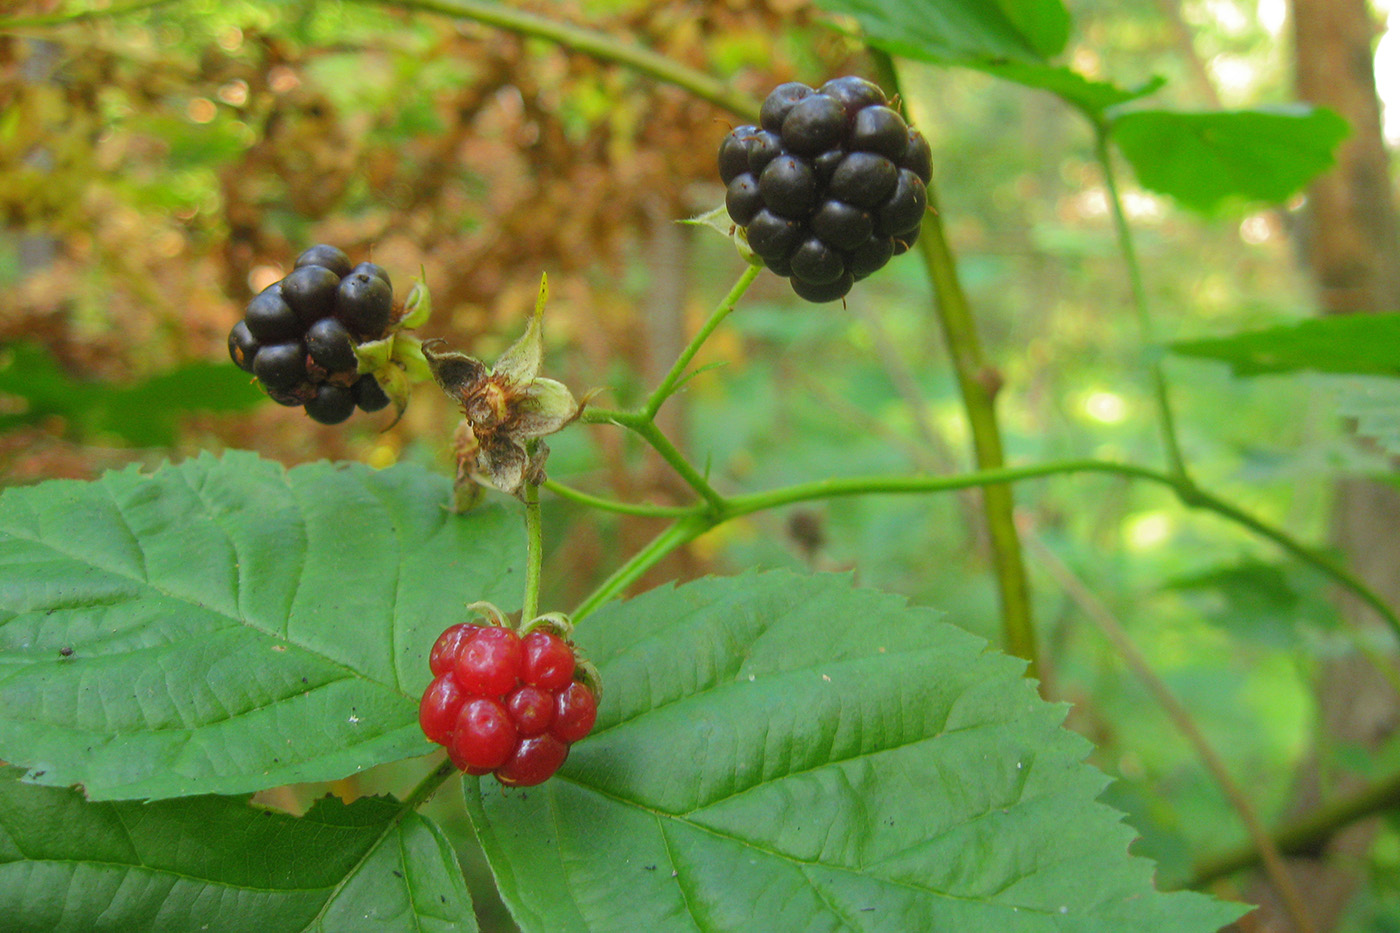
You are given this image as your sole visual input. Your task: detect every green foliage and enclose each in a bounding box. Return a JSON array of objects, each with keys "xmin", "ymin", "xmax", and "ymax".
[
  {"xmin": 1172, "ymin": 313, "xmax": 1400, "ymax": 377},
  {"xmin": 0, "ymin": 452, "xmax": 522, "ymax": 800},
  {"xmin": 465, "ymin": 571, "xmax": 1244, "ymax": 932},
  {"xmin": 815, "ymin": 0, "xmax": 1068, "ymax": 66},
  {"xmin": 1109, "ymin": 108, "xmax": 1351, "ymax": 214},
  {"xmin": 0, "ymin": 767, "xmax": 476, "ymax": 933},
  {"xmin": 0, "ymin": 342, "xmax": 264, "ymax": 445},
  {"xmin": 1164, "ymin": 559, "xmax": 1331, "ymax": 648},
  {"xmin": 1333, "ymin": 377, "xmax": 1400, "ymax": 459}
]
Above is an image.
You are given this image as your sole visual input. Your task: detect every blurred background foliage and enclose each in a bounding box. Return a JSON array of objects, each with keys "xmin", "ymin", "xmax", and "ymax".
[{"xmin": 2, "ymin": 0, "xmax": 1398, "ymax": 928}]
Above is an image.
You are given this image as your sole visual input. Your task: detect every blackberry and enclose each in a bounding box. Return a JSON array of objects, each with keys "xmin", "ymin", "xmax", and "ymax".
[
  {"xmin": 228, "ymin": 320, "xmax": 259, "ymax": 373},
  {"xmin": 758, "ymin": 155, "xmax": 817, "ymax": 219},
  {"xmin": 305, "ymin": 316, "xmax": 359, "ymax": 376},
  {"xmin": 746, "ymin": 209, "xmax": 801, "ymax": 262},
  {"xmin": 745, "ymin": 130, "xmax": 785, "ymax": 176},
  {"xmin": 243, "ymin": 284, "xmax": 301, "ymax": 343},
  {"xmin": 789, "ymin": 237, "xmax": 845, "ymax": 286},
  {"xmin": 791, "ymin": 271, "xmax": 854, "ymax": 303},
  {"xmin": 876, "ymin": 169, "xmax": 928, "ymax": 238},
  {"xmin": 351, "ymin": 261, "xmax": 392, "ymax": 290},
  {"xmin": 780, "ymin": 94, "xmax": 846, "ymax": 155},
  {"xmin": 811, "ymin": 200, "xmax": 872, "ymax": 252},
  {"xmin": 336, "ymin": 271, "xmax": 393, "ymax": 338},
  {"xmin": 901, "ymin": 130, "xmax": 933, "ymax": 185},
  {"xmin": 352, "ymin": 374, "xmax": 391, "ymax": 412},
  {"xmin": 294, "ymin": 244, "xmax": 352, "ymax": 279},
  {"xmin": 718, "ymin": 125, "xmax": 757, "ymax": 185},
  {"xmin": 849, "ymin": 236, "xmax": 895, "ymax": 278},
  {"xmin": 851, "ymin": 106, "xmax": 909, "ymax": 161},
  {"xmin": 253, "ymin": 341, "xmax": 308, "ymax": 392},
  {"xmin": 813, "ymin": 148, "xmax": 845, "ymax": 184},
  {"xmin": 828, "ymin": 152, "xmax": 898, "ymax": 210},
  {"xmin": 725, "ymin": 174, "xmax": 763, "ymax": 227},
  {"xmin": 892, "ymin": 223, "xmax": 921, "ymax": 256},
  {"xmin": 304, "ymin": 382, "xmax": 356, "ymax": 425},
  {"xmin": 818, "ymin": 76, "xmax": 886, "ymax": 115},
  {"xmin": 282, "ymin": 265, "xmax": 341, "ymax": 327},
  {"xmin": 227, "ymin": 245, "xmax": 404, "ymax": 421},
  {"xmin": 717, "ymin": 75, "xmax": 932, "ymax": 303},
  {"xmin": 759, "ymin": 82, "xmax": 813, "ymax": 133}
]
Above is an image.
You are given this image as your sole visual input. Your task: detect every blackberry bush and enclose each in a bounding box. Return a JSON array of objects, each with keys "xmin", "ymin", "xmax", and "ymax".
[{"xmin": 718, "ymin": 76, "xmax": 931, "ymax": 303}]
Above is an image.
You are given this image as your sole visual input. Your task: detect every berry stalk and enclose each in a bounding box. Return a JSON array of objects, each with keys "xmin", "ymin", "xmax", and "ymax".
[{"xmin": 522, "ymin": 470, "xmax": 543, "ymax": 623}]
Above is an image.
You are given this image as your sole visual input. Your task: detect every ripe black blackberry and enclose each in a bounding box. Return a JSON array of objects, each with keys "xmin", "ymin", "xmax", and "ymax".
[
  {"xmin": 718, "ymin": 76, "xmax": 932, "ymax": 303},
  {"xmin": 227, "ymin": 244, "xmax": 398, "ymax": 424}
]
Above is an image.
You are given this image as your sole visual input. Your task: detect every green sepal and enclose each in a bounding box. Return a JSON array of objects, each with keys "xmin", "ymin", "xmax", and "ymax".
[
  {"xmin": 520, "ymin": 611, "xmax": 574, "ymax": 640},
  {"xmin": 574, "ymin": 656, "xmax": 603, "ymax": 702},
  {"xmin": 399, "ymin": 270, "xmax": 432, "ymax": 329},
  {"xmin": 494, "ymin": 273, "xmax": 548, "ymax": 386},
  {"xmin": 466, "ymin": 601, "xmax": 511, "ymax": 629}
]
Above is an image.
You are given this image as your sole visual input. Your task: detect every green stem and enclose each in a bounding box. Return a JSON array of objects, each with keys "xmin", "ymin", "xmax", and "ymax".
[
  {"xmin": 397, "ymin": 757, "xmax": 458, "ymax": 813},
  {"xmin": 573, "ymin": 514, "xmax": 710, "ymax": 620},
  {"xmin": 356, "ymin": 0, "xmax": 759, "ymax": 121},
  {"xmin": 543, "ymin": 478, "xmax": 700, "ymax": 518},
  {"xmin": 1188, "ymin": 767, "xmax": 1400, "ymax": 888},
  {"xmin": 566, "ymin": 454, "xmax": 1400, "ymax": 657},
  {"xmin": 873, "ymin": 53, "xmax": 1038, "ymax": 678},
  {"xmin": 580, "ymin": 409, "xmax": 724, "ymax": 512},
  {"xmin": 1094, "ymin": 123, "xmax": 1190, "ymax": 481},
  {"xmin": 0, "ymin": 0, "xmax": 179, "ymax": 29},
  {"xmin": 643, "ymin": 263, "xmax": 762, "ymax": 419},
  {"xmin": 522, "ymin": 478, "xmax": 543, "ymax": 621}
]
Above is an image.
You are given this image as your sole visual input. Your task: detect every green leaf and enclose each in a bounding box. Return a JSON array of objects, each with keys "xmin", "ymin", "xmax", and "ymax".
[
  {"xmin": 0, "ymin": 341, "xmax": 264, "ymax": 446},
  {"xmin": 0, "ymin": 767, "xmax": 476, "ymax": 933},
  {"xmin": 1163, "ymin": 559, "xmax": 1332, "ymax": 648},
  {"xmin": 466, "ymin": 571, "xmax": 1245, "ymax": 932},
  {"xmin": 984, "ymin": 64, "xmax": 1164, "ymax": 119},
  {"xmin": 1333, "ymin": 376, "xmax": 1400, "ymax": 458},
  {"xmin": 1171, "ymin": 313, "xmax": 1400, "ymax": 376},
  {"xmin": 1110, "ymin": 107, "xmax": 1350, "ymax": 213},
  {"xmin": 815, "ymin": 0, "xmax": 1068, "ymax": 66},
  {"xmin": 0, "ymin": 451, "xmax": 523, "ymax": 800},
  {"xmin": 990, "ymin": 0, "xmax": 1070, "ymax": 59}
]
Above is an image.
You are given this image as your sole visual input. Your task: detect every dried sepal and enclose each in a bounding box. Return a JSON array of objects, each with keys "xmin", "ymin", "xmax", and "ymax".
[{"xmin": 424, "ymin": 274, "xmax": 586, "ymax": 497}]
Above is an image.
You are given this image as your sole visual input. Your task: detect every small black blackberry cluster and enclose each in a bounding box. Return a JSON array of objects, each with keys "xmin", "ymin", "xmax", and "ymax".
[
  {"xmin": 719, "ymin": 76, "xmax": 932, "ymax": 303},
  {"xmin": 228, "ymin": 244, "xmax": 394, "ymax": 424}
]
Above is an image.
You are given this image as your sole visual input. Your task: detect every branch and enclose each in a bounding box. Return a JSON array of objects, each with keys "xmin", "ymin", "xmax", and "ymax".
[
  {"xmin": 1189, "ymin": 768, "xmax": 1400, "ymax": 887},
  {"xmin": 873, "ymin": 52, "xmax": 1039, "ymax": 679},
  {"xmin": 354, "ymin": 0, "xmax": 760, "ymax": 121}
]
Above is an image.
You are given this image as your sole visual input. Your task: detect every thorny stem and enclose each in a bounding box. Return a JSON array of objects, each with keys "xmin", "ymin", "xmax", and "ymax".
[{"xmin": 1094, "ymin": 123, "xmax": 1191, "ymax": 482}]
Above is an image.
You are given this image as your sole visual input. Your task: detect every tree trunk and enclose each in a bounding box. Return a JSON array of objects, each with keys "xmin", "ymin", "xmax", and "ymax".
[{"xmin": 1249, "ymin": 1, "xmax": 1400, "ymax": 930}]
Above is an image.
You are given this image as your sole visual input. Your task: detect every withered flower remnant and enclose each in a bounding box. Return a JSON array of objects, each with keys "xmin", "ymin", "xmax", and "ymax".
[{"xmin": 425, "ymin": 275, "xmax": 585, "ymax": 501}]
